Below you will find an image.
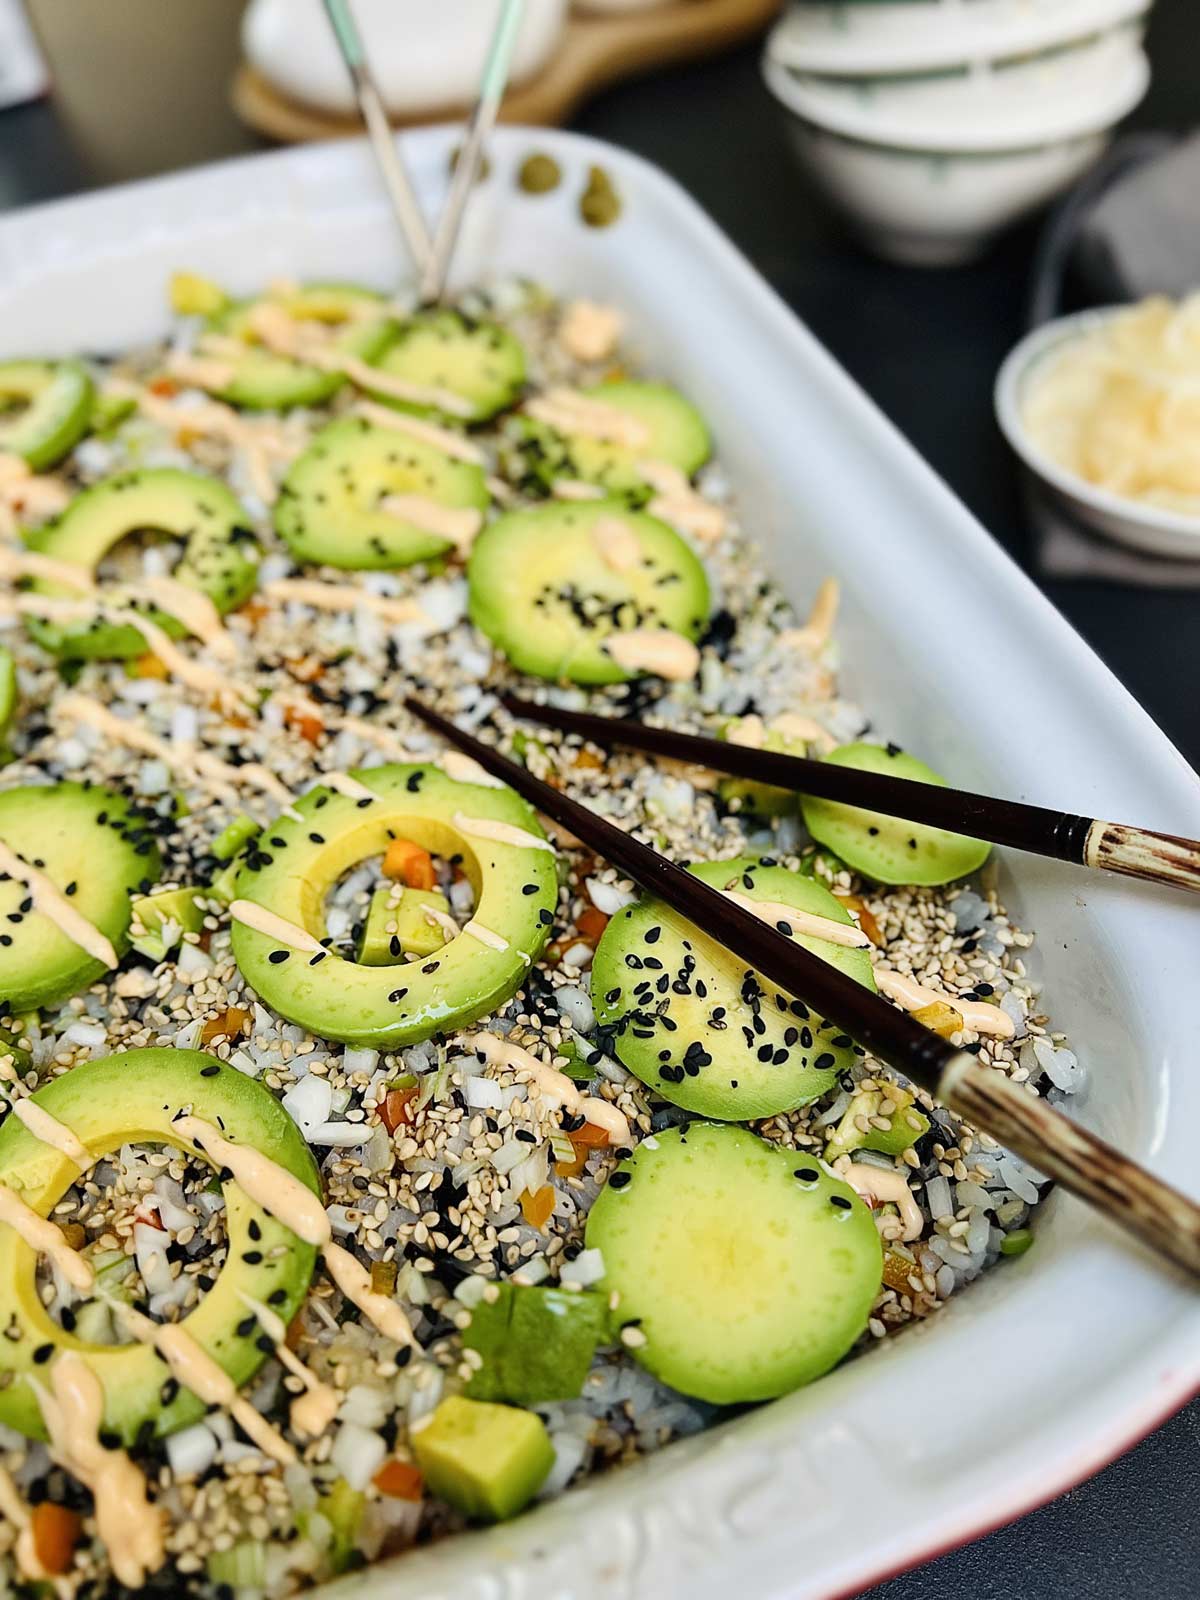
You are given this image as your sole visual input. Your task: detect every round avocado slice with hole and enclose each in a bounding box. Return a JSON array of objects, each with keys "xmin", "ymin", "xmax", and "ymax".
[
  {"xmin": 0, "ymin": 783, "xmax": 162, "ymax": 1011},
  {"xmin": 203, "ymin": 283, "xmax": 394, "ymax": 411},
  {"xmin": 467, "ymin": 498, "xmax": 709, "ymax": 684},
  {"xmin": 0, "ymin": 359, "xmax": 93, "ymax": 471},
  {"xmin": 591, "ymin": 856, "xmax": 874, "ymax": 1121},
  {"xmin": 229, "ymin": 764, "xmax": 558, "ymax": 1047},
  {"xmin": 585, "ymin": 1122, "xmax": 882, "ymax": 1404},
  {"xmin": 0, "ymin": 1049, "xmax": 321, "ymax": 1445},
  {"xmin": 25, "ymin": 468, "xmax": 259, "ymax": 659},
  {"xmin": 275, "ymin": 415, "xmax": 489, "ymax": 569}
]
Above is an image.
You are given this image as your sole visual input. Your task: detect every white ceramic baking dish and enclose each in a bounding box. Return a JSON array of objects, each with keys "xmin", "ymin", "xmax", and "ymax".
[{"xmin": 1, "ymin": 126, "xmax": 1195, "ymax": 1600}]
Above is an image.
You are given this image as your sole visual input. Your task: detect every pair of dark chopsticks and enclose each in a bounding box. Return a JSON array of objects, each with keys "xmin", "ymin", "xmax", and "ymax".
[{"xmin": 404, "ymin": 694, "xmax": 1200, "ymax": 1283}]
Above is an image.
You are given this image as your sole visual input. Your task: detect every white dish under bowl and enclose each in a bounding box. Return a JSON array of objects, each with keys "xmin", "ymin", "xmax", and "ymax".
[
  {"xmin": 1, "ymin": 127, "xmax": 1196, "ymax": 1600},
  {"xmin": 997, "ymin": 308, "xmax": 1200, "ymax": 558},
  {"xmin": 769, "ymin": 26, "xmax": 1147, "ymax": 154},
  {"xmin": 762, "ymin": 55, "xmax": 1136, "ymax": 264},
  {"xmin": 768, "ymin": 0, "xmax": 1153, "ymax": 77}
]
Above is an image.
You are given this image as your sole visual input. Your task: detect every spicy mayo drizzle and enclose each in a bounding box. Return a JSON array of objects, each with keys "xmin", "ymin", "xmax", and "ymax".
[
  {"xmin": 0, "ymin": 1184, "xmax": 93, "ymax": 1292},
  {"xmin": 721, "ymin": 889, "xmax": 873, "ymax": 950},
  {"xmin": 0, "ymin": 841, "xmax": 117, "ymax": 969},
  {"xmin": 875, "ymin": 969, "xmax": 1016, "ymax": 1039},
  {"xmin": 473, "ymin": 1032, "xmax": 631, "ymax": 1146},
  {"xmin": 11, "ymin": 1100, "xmax": 90, "ymax": 1169}
]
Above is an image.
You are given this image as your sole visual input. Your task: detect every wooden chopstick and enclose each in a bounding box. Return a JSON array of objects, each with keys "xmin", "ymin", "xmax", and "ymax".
[
  {"xmin": 501, "ymin": 695, "xmax": 1200, "ymax": 897},
  {"xmin": 405, "ymin": 693, "xmax": 1200, "ymax": 1282}
]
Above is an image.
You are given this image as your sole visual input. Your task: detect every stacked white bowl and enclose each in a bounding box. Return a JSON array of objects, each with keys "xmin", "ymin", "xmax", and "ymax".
[{"xmin": 762, "ymin": 0, "xmax": 1153, "ymax": 265}]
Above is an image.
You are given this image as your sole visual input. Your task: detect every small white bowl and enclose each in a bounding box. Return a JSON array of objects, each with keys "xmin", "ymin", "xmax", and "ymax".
[
  {"xmin": 762, "ymin": 51, "xmax": 1147, "ymax": 264},
  {"xmin": 767, "ymin": 0, "xmax": 1153, "ymax": 77},
  {"xmin": 996, "ymin": 308, "xmax": 1200, "ymax": 558}
]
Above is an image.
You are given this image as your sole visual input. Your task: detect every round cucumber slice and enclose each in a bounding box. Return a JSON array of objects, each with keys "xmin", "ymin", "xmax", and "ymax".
[
  {"xmin": 366, "ymin": 308, "xmax": 526, "ymax": 423},
  {"xmin": 467, "ymin": 498, "xmax": 710, "ymax": 684},
  {"xmin": 591, "ymin": 857, "xmax": 875, "ymax": 1120},
  {"xmin": 205, "ymin": 283, "xmax": 393, "ymax": 410},
  {"xmin": 0, "ymin": 360, "xmax": 93, "ymax": 471},
  {"xmin": 25, "ymin": 468, "xmax": 259, "ymax": 659},
  {"xmin": 801, "ymin": 742, "xmax": 991, "ymax": 887},
  {"xmin": 275, "ymin": 416, "xmax": 490, "ymax": 569},
  {"xmin": 0, "ymin": 783, "xmax": 161, "ymax": 1011},
  {"xmin": 516, "ymin": 380, "xmax": 710, "ymax": 496},
  {"xmin": 230, "ymin": 764, "xmax": 558, "ymax": 1047},
  {"xmin": 0, "ymin": 1049, "xmax": 320, "ymax": 1446},
  {"xmin": 586, "ymin": 1123, "xmax": 882, "ymax": 1404}
]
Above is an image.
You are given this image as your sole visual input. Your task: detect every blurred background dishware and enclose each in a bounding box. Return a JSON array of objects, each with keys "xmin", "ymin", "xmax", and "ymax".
[{"xmin": 763, "ymin": 0, "xmax": 1153, "ymax": 262}]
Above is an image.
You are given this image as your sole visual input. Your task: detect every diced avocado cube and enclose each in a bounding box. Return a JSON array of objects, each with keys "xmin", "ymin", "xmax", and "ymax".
[
  {"xmin": 464, "ymin": 1283, "xmax": 606, "ymax": 1405},
  {"xmin": 90, "ymin": 389, "xmax": 137, "ymax": 436},
  {"xmin": 317, "ymin": 1478, "xmax": 365, "ymax": 1574},
  {"xmin": 212, "ymin": 813, "xmax": 260, "ymax": 862},
  {"xmin": 411, "ymin": 1395, "xmax": 554, "ymax": 1523},
  {"xmin": 0, "ymin": 1026, "xmax": 30, "ymax": 1080},
  {"xmin": 825, "ymin": 1085, "xmax": 930, "ymax": 1161},
  {"xmin": 358, "ymin": 886, "xmax": 450, "ymax": 965},
  {"xmin": 207, "ymin": 857, "xmax": 242, "ymax": 907},
  {"xmin": 130, "ymin": 887, "xmax": 205, "ymax": 962},
  {"xmin": 170, "ymin": 270, "xmax": 230, "ymax": 317},
  {"xmin": 554, "ymin": 1037, "xmax": 595, "ymax": 1084}
]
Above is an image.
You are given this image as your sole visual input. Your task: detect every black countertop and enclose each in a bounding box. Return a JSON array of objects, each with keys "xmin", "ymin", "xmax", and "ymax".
[{"xmin": 2, "ymin": 2, "xmax": 1196, "ymax": 1594}]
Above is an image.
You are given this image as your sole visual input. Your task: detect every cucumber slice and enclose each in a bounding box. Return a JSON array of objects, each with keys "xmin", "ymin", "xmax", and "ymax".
[
  {"xmin": 800, "ymin": 742, "xmax": 991, "ymax": 887},
  {"xmin": 204, "ymin": 283, "xmax": 393, "ymax": 411},
  {"xmin": 515, "ymin": 380, "xmax": 710, "ymax": 496},
  {"xmin": 275, "ymin": 416, "xmax": 489, "ymax": 569},
  {"xmin": 585, "ymin": 1122, "xmax": 882, "ymax": 1404},
  {"xmin": 26, "ymin": 467, "xmax": 259, "ymax": 659},
  {"xmin": 366, "ymin": 309, "xmax": 526, "ymax": 423},
  {"xmin": 0, "ymin": 360, "xmax": 93, "ymax": 470},
  {"xmin": 591, "ymin": 856, "xmax": 875, "ymax": 1120},
  {"xmin": 468, "ymin": 498, "xmax": 709, "ymax": 684},
  {"xmin": 0, "ymin": 1049, "xmax": 320, "ymax": 1446}
]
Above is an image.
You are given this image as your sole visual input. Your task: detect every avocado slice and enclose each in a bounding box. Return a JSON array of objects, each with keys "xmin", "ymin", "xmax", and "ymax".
[
  {"xmin": 0, "ymin": 359, "xmax": 93, "ymax": 471},
  {"xmin": 274, "ymin": 415, "xmax": 490, "ymax": 570},
  {"xmin": 0, "ymin": 1048, "xmax": 321, "ymax": 1446},
  {"xmin": 467, "ymin": 498, "xmax": 710, "ymax": 685},
  {"xmin": 512, "ymin": 379, "xmax": 710, "ymax": 497},
  {"xmin": 129, "ymin": 886, "xmax": 205, "ymax": 962},
  {"xmin": 358, "ymin": 885, "xmax": 450, "ymax": 964},
  {"xmin": 365, "ymin": 308, "xmax": 526, "ymax": 423},
  {"xmin": 411, "ymin": 1395, "xmax": 554, "ymax": 1522},
  {"xmin": 211, "ymin": 814, "xmax": 261, "ymax": 863},
  {"xmin": 591, "ymin": 856, "xmax": 875, "ymax": 1122},
  {"xmin": 0, "ymin": 645, "xmax": 15, "ymax": 747},
  {"xmin": 203, "ymin": 283, "xmax": 393, "ymax": 411},
  {"xmin": 169, "ymin": 271, "xmax": 230, "ymax": 318},
  {"xmin": 230, "ymin": 763, "xmax": 557, "ymax": 1048},
  {"xmin": 0, "ymin": 783, "xmax": 162, "ymax": 1011},
  {"xmin": 464, "ymin": 1283, "xmax": 607, "ymax": 1405},
  {"xmin": 26, "ymin": 468, "xmax": 260, "ymax": 659},
  {"xmin": 586, "ymin": 1123, "xmax": 882, "ymax": 1405}
]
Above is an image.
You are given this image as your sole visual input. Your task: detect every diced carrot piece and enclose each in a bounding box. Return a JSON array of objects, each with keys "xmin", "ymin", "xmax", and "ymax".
[
  {"xmin": 380, "ymin": 1086, "xmax": 418, "ymax": 1134},
  {"xmin": 148, "ymin": 377, "xmax": 178, "ymax": 397},
  {"xmin": 200, "ymin": 1006, "xmax": 251, "ymax": 1047},
  {"xmin": 520, "ymin": 1185, "xmax": 556, "ymax": 1230},
  {"xmin": 239, "ymin": 598, "xmax": 270, "ymax": 624},
  {"xmin": 30, "ymin": 1502, "xmax": 82, "ymax": 1575},
  {"xmin": 285, "ymin": 656, "xmax": 325, "ymax": 684},
  {"xmin": 554, "ymin": 1149, "xmax": 587, "ymax": 1179},
  {"xmin": 382, "ymin": 838, "xmax": 436, "ymax": 890},
  {"xmin": 575, "ymin": 907, "xmax": 609, "ymax": 942},
  {"xmin": 285, "ymin": 1314, "xmax": 305, "ymax": 1351},
  {"xmin": 835, "ymin": 894, "xmax": 884, "ymax": 947},
  {"xmin": 571, "ymin": 1120, "xmax": 610, "ymax": 1148},
  {"xmin": 573, "ymin": 747, "xmax": 603, "ymax": 770},
  {"xmin": 283, "ymin": 703, "xmax": 326, "ymax": 745},
  {"xmin": 58, "ymin": 1222, "xmax": 86, "ymax": 1251},
  {"xmin": 374, "ymin": 1459, "xmax": 423, "ymax": 1501},
  {"xmin": 130, "ymin": 652, "xmax": 169, "ymax": 681}
]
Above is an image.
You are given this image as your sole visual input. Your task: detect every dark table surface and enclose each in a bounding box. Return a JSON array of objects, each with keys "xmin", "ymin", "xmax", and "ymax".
[{"xmin": 3, "ymin": 2, "xmax": 1197, "ymax": 1595}]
